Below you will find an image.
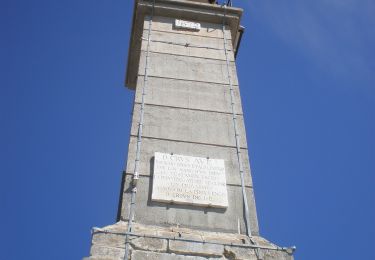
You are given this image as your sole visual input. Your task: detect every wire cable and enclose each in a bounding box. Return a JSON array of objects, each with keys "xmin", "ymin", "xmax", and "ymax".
[
  {"xmin": 222, "ymin": 4, "xmax": 252, "ymax": 237},
  {"xmin": 123, "ymin": 0, "xmax": 155, "ymax": 259}
]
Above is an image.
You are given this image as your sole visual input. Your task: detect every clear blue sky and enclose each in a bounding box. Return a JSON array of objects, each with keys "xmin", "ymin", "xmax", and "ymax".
[{"xmin": 1, "ymin": 0, "xmax": 374, "ymax": 259}]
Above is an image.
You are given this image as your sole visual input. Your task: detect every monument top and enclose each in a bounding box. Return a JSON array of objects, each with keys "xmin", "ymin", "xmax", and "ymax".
[{"xmin": 125, "ymin": 0, "xmax": 244, "ymax": 89}]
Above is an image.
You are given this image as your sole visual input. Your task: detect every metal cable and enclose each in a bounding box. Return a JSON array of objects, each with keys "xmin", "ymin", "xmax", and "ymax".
[
  {"xmin": 222, "ymin": 4, "xmax": 252, "ymax": 237},
  {"xmin": 123, "ymin": 0, "xmax": 155, "ymax": 259}
]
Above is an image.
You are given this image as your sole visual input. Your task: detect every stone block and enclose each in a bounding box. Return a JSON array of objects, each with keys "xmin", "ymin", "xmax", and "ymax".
[
  {"xmin": 83, "ymin": 258, "xmax": 113, "ymax": 260},
  {"xmin": 132, "ymin": 251, "xmax": 207, "ymax": 260},
  {"xmin": 85, "ymin": 223, "xmax": 293, "ymax": 260},
  {"xmin": 135, "ymin": 76, "xmax": 243, "ymax": 114},
  {"xmin": 263, "ymin": 250, "xmax": 294, "ymax": 260},
  {"xmin": 129, "ymin": 236, "xmax": 167, "ymax": 252},
  {"xmin": 224, "ymin": 246, "xmax": 258, "ymax": 260},
  {"xmin": 130, "ymin": 103, "xmax": 247, "ymax": 148},
  {"xmin": 169, "ymin": 240, "xmax": 224, "ymax": 257},
  {"xmin": 125, "ymin": 136, "xmax": 253, "ymax": 187},
  {"xmin": 138, "ymin": 52, "xmax": 239, "ymax": 86},
  {"xmin": 90, "ymin": 245, "xmax": 124, "ymax": 260},
  {"xmin": 92, "ymin": 232, "xmax": 125, "ymax": 248}
]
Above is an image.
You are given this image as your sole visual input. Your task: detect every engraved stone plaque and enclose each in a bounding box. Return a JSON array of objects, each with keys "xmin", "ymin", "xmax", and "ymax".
[
  {"xmin": 152, "ymin": 152, "xmax": 228, "ymax": 208},
  {"xmin": 174, "ymin": 19, "xmax": 201, "ymax": 31}
]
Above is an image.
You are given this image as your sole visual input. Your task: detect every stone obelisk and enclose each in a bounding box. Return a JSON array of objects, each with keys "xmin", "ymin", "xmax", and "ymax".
[{"xmin": 84, "ymin": 1, "xmax": 295, "ymax": 259}]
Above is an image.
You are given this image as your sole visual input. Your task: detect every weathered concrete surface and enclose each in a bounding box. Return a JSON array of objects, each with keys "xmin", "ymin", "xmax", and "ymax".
[
  {"xmin": 135, "ymin": 76, "xmax": 243, "ymax": 114},
  {"xmin": 132, "ymin": 251, "xmax": 207, "ymax": 260},
  {"xmin": 224, "ymin": 246, "xmax": 258, "ymax": 260},
  {"xmin": 130, "ymin": 236, "xmax": 168, "ymax": 252},
  {"xmin": 124, "ymin": 136, "xmax": 253, "ymax": 187},
  {"xmin": 138, "ymin": 52, "xmax": 239, "ymax": 85},
  {"xmin": 169, "ymin": 240, "xmax": 224, "ymax": 257},
  {"xmin": 84, "ymin": 222, "xmax": 294, "ymax": 260},
  {"xmin": 141, "ymin": 30, "xmax": 235, "ymax": 61},
  {"xmin": 142, "ymin": 28, "xmax": 233, "ymax": 50},
  {"xmin": 119, "ymin": 175, "xmax": 259, "ymax": 235},
  {"xmin": 90, "ymin": 244, "xmax": 124, "ymax": 260},
  {"xmin": 130, "ymin": 104, "xmax": 248, "ymax": 148}
]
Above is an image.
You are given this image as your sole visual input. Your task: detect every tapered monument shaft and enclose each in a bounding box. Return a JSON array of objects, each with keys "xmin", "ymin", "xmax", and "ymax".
[{"xmin": 84, "ymin": 1, "xmax": 295, "ymax": 259}]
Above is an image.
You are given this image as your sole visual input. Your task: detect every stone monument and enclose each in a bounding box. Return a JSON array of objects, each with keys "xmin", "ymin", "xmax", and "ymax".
[{"xmin": 84, "ymin": 0, "xmax": 295, "ymax": 259}]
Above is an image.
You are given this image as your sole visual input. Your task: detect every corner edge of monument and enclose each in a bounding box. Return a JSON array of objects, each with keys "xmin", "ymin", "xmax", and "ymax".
[{"xmin": 124, "ymin": 0, "xmax": 244, "ymax": 90}]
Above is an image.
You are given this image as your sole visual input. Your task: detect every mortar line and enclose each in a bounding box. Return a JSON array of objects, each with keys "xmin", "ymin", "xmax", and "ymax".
[
  {"xmin": 136, "ymin": 75, "xmax": 239, "ymax": 87},
  {"xmin": 129, "ymin": 135, "xmax": 248, "ymax": 150},
  {"xmin": 141, "ymin": 38, "xmax": 233, "ymax": 52},
  {"xmin": 139, "ymin": 49, "xmax": 236, "ymax": 63},
  {"xmin": 133, "ymin": 102, "xmax": 243, "ymax": 116}
]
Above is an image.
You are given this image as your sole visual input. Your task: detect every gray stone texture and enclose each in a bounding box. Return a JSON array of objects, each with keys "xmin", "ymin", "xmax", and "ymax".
[
  {"xmin": 132, "ymin": 251, "xmax": 207, "ymax": 260},
  {"xmin": 90, "ymin": 245, "xmax": 124, "ymax": 260},
  {"xmin": 169, "ymin": 240, "xmax": 224, "ymax": 257},
  {"xmin": 135, "ymin": 76, "xmax": 243, "ymax": 115},
  {"xmin": 130, "ymin": 103, "xmax": 248, "ymax": 148},
  {"xmin": 130, "ymin": 236, "xmax": 168, "ymax": 252},
  {"xmin": 138, "ymin": 52, "xmax": 239, "ymax": 85},
  {"xmin": 224, "ymin": 246, "xmax": 258, "ymax": 260},
  {"xmin": 85, "ymin": 222, "xmax": 293, "ymax": 260}
]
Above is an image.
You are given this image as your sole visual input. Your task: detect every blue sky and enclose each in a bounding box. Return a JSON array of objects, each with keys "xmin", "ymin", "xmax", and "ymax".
[{"xmin": 1, "ymin": 0, "xmax": 374, "ymax": 259}]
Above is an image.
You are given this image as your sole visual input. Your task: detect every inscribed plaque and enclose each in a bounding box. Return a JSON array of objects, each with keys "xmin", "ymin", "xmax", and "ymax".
[
  {"xmin": 174, "ymin": 19, "xmax": 201, "ymax": 31},
  {"xmin": 152, "ymin": 152, "xmax": 228, "ymax": 208}
]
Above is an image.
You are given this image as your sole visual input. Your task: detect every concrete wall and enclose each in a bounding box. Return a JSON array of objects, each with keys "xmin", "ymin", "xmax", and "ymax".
[
  {"xmin": 135, "ymin": 76, "xmax": 243, "ymax": 114},
  {"xmin": 118, "ymin": 14, "xmax": 259, "ymax": 236}
]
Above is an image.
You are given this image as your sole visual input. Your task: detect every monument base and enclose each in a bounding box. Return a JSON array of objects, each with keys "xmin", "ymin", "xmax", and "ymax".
[{"xmin": 84, "ymin": 222, "xmax": 294, "ymax": 260}]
